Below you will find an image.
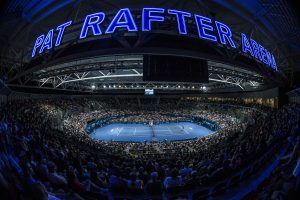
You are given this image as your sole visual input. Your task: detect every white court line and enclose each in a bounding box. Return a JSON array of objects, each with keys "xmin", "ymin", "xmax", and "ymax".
[
  {"xmin": 117, "ymin": 127, "xmax": 123, "ymax": 136},
  {"xmin": 182, "ymin": 128, "xmax": 189, "ymax": 135},
  {"xmin": 166, "ymin": 126, "xmax": 172, "ymax": 134},
  {"xmin": 134, "ymin": 128, "xmax": 136, "ymax": 136},
  {"xmin": 180, "ymin": 125, "xmax": 190, "ymax": 135},
  {"xmin": 174, "ymin": 125, "xmax": 189, "ymax": 135}
]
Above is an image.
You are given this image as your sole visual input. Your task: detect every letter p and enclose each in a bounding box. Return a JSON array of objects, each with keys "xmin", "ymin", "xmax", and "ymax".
[{"xmin": 32, "ymin": 35, "xmax": 44, "ymax": 58}]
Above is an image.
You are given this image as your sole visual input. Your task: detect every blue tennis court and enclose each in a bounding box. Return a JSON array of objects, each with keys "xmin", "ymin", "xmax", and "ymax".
[{"xmin": 89, "ymin": 122, "xmax": 214, "ymax": 142}]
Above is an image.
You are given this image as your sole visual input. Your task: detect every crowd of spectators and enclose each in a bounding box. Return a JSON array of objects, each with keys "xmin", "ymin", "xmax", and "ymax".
[
  {"xmin": 0, "ymin": 98, "xmax": 299, "ymax": 200},
  {"xmin": 245, "ymin": 105, "xmax": 300, "ymax": 200}
]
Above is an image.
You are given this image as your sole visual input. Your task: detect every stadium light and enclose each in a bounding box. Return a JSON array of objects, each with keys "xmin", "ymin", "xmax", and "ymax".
[
  {"xmin": 250, "ymin": 81, "xmax": 260, "ymax": 87},
  {"xmin": 91, "ymin": 84, "xmax": 96, "ymax": 89},
  {"xmin": 201, "ymin": 86, "xmax": 207, "ymax": 92}
]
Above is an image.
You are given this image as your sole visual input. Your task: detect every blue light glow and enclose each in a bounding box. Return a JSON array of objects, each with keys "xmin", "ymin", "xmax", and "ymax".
[
  {"xmin": 271, "ymin": 55, "xmax": 277, "ymax": 70},
  {"xmin": 259, "ymin": 45, "xmax": 269, "ymax": 65},
  {"xmin": 266, "ymin": 51, "xmax": 273, "ymax": 67},
  {"xmin": 80, "ymin": 12, "xmax": 105, "ymax": 39},
  {"xmin": 215, "ymin": 21, "xmax": 236, "ymax": 48},
  {"xmin": 194, "ymin": 15, "xmax": 217, "ymax": 42},
  {"xmin": 105, "ymin": 8, "xmax": 137, "ymax": 34},
  {"xmin": 39, "ymin": 29, "xmax": 53, "ymax": 54},
  {"xmin": 250, "ymin": 39, "xmax": 262, "ymax": 61},
  {"xmin": 241, "ymin": 33, "xmax": 254, "ymax": 56},
  {"xmin": 30, "ymin": 7, "xmax": 277, "ymax": 71},
  {"xmin": 55, "ymin": 21, "xmax": 72, "ymax": 46},
  {"xmin": 142, "ymin": 8, "xmax": 165, "ymax": 31},
  {"xmin": 168, "ymin": 9, "xmax": 191, "ymax": 35},
  {"xmin": 32, "ymin": 35, "xmax": 44, "ymax": 58}
]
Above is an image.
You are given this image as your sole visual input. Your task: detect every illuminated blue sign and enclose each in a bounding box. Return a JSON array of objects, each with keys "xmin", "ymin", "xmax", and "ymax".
[{"xmin": 32, "ymin": 8, "xmax": 277, "ymax": 70}]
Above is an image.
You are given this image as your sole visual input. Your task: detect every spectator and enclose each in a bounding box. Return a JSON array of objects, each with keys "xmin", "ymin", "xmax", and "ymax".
[{"xmin": 164, "ymin": 168, "xmax": 183, "ymax": 190}]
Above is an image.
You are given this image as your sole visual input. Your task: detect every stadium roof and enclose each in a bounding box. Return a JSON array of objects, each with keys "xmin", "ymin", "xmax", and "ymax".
[{"xmin": 0, "ymin": 0, "xmax": 299, "ymax": 94}]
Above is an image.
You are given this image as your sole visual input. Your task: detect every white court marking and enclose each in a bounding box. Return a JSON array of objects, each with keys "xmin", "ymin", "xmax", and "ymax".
[
  {"xmin": 166, "ymin": 126, "xmax": 172, "ymax": 134},
  {"xmin": 118, "ymin": 127, "xmax": 123, "ymax": 136},
  {"xmin": 182, "ymin": 128, "xmax": 189, "ymax": 134}
]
